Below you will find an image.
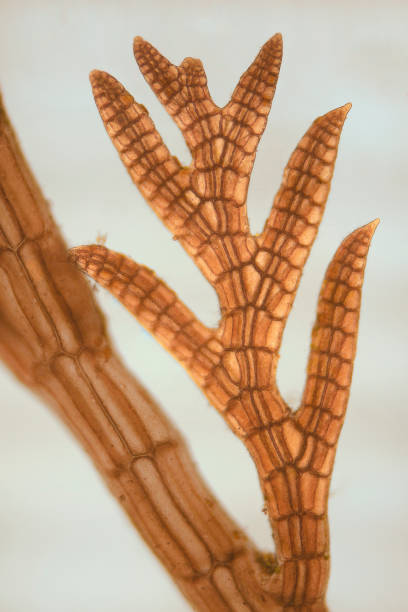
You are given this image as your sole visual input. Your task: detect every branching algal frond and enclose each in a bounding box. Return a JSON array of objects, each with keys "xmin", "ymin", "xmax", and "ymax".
[{"xmin": 70, "ymin": 35, "xmax": 377, "ymax": 611}]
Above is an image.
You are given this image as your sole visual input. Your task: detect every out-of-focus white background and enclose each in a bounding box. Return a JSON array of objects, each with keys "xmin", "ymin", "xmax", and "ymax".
[{"xmin": 0, "ymin": 1, "xmax": 406, "ymax": 610}]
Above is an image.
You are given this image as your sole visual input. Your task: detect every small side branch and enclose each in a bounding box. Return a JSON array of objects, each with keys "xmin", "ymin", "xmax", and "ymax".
[
  {"xmin": 134, "ymin": 36, "xmax": 218, "ymax": 153},
  {"xmin": 257, "ymin": 104, "xmax": 351, "ymax": 327},
  {"xmin": 295, "ymin": 220, "xmax": 379, "ymax": 464},
  {"xmin": 90, "ymin": 71, "xmax": 194, "ymax": 237},
  {"xmin": 69, "ymin": 244, "xmax": 221, "ymax": 385}
]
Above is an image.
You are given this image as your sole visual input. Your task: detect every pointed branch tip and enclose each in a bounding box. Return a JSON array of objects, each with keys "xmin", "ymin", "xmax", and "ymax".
[
  {"xmin": 349, "ymin": 218, "xmax": 380, "ymax": 242},
  {"xmin": 133, "ymin": 35, "xmax": 147, "ymax": 50},
  {"xmin": 361, "ymin": 218, "xmax": 380, "ymax": 241},
  {"xmin": 367, "ymin": 217, "xmax": 380, "ymax": 232},
  {"xmin": 89, "ymin": 69, "xmax": 116, "ymax": 89},
  {"xmin": 266, "ymin": 32, "xmax": 283, "ymax": 46},
  {"xmin": 89, "ymin": 69, "xmax": 102, "ymax": 85},
  {"xmin": 324, "ymin": 102, "xmax": 352, "ymax": 122},
  {"xmin": 68, "ymin": 245, "xmax": 92, "ymax": 268},
  {"xmin": 133, "ymin": 36, "xmax": 153, "ymax": 55}
]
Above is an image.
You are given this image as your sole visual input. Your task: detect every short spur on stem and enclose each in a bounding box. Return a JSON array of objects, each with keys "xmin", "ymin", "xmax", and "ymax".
[{"xmin": 70, "ymin": 34, "xmax": 377, "ymax": 611}]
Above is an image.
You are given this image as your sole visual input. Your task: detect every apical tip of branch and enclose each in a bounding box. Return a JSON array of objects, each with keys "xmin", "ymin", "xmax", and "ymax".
[
  {"xmin": 89, "ymin": 69, "xmax": 101, "ymax": 85},
  {"xmin": 334, "ymin": 102, "xmax": 352, "ymax": 119},
  {"xmin": 340, "ymin": 218, "xmax": 380, "ymax": 252},
  {"xmin": 68, "ymin": 245, "xmax": 90, "ymax": 269},
  {"xmin": 268, "ymin": 32, "xmax": 283, "ymax": 45},
  {"xmin": 356, "ymin": 218, "xmax": 380, "ymax": 237},
  {"xmin": 365, "ymin": 217, "xmax": 380, "ymax": 235},
  {"xmin": 89, "ymin": 69, "xmax": 117, "ymax": 88},
  {"xmin": 133, "ymin": 35, "xmax": 149, "ymax": 55},
  {"xmin": 270, "ymin": 32, "xmax": 283, "ymax": 47}
]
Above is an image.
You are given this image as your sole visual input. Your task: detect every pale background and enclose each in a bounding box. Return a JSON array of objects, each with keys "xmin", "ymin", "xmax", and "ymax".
[{"xmin": 0, "ymin": 1, "xmax": 407, "ymax": 610}]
